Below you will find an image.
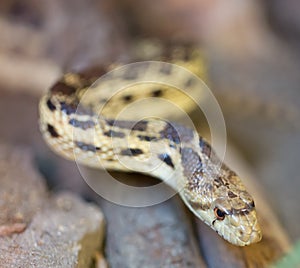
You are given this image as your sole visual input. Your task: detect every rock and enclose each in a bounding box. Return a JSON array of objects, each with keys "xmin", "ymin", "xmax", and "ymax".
[
  {"xmin": 86, "ymin": 170, "xmax": 207, "ymax": 268},
  {"xmin": 0, "ymin": 145, "xmax": 106, "ymax": 268},
  {"xmin": 100, "ymin": 198, "xmax": 205, "ymax": 268},
  {"xmin": 0, "ymin": 144, "xmax": 47, "ymax": 233}
]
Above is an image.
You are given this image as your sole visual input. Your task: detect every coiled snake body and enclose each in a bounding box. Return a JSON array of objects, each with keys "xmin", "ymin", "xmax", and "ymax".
[{"xmin": 39, "ymin": 42, "xmax": 262, "ymax": 246}]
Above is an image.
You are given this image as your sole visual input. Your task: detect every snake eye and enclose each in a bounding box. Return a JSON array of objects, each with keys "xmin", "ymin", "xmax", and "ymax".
[{"xmin": 214, "ymin": 207, "xmax": 226, "ymax": 220}]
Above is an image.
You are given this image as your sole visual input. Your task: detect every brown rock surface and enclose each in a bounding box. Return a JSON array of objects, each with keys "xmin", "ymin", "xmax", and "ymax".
[
  {"xmin": 0, "ymin": 144, "xmax": 47, "ymax": 231},
  {"xmin": 0, "ymin": 145, "xmax": 105, "ymax": 268}
]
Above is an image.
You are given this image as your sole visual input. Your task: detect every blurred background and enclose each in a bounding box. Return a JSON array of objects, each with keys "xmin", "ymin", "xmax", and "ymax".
[{"xmin": 0, "ymin": 0, "xmax": 300, "ymax": 266}]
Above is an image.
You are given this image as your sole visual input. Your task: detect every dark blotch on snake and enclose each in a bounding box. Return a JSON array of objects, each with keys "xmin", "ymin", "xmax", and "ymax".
[
  {"xmin": 122, "ymin": 95, "xmax": 133, "ymax": 102},
  {"xmin": 78, "ymin": 66, "xmax": 107, "ymax": 84},
  {"xmin": 60, "ymin": 101, "xmax": 93, "ymax": 116},
  {"xmin": 106, "ymin": 119, "xmax": 148, "ymax": 131},
  {"xmin": 69, "ymin": 118, "xmax": 95, "ymax": 130},
  {"xmin": 199, "ymin": 137, "xmax": 212, "ymax": 157},
  {"xmin": 228, "ymin": 191, "xmax": 237, "ymax": 198},
  {"xmin": 121, "ymin": 148, "xmax": 143, "ymax": 156},
  {"xmin": 46, "ymin": 99, "xmax": 56, "ymax": 111},
  {"xmin": 104, "ymin": 130, "xmax": 125, "ymax": 138},
  {"xmin": 51, "ymin": 81, "xmax": 77, "ymax": 96},
  {"xmin": 137, "ymin": 135, "xmax": 157, "ymax": 142},
  {"xmin": 151, "ymin": 89, "xmax": 163, "ymax": 97},
  {"xmin": 60, "ymin": 102, "xmax": 76, "ymax": 115},
  {"xmin": 75, "ymin": 141, "xmax": 99, "ymax": 152},
  {"xmin": 132, "ymin": 121, "xmax": 148, "ymax": 131},
  {"xmin": 47, "ymin": 124, "xmax": 59, "ymax": 138},
  {"xmin": 158, "ymin": 153, "xmax": 175, "ymax": 169},
  {"xmin": 160, "ymin": 123, "xmax": 180, "ymax": 144},
  {"xmin": 160, "ymin": 122, "xmax": 194, "ymax": 144},
  {"xmin": 181, "ymin": 147, "xmax": 203, "ymax": 184}
]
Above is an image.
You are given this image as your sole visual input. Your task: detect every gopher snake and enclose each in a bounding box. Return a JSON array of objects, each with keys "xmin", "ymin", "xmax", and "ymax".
[{"xmin": 39, "ymin": 42, "xmax": 262, "ymax": 246}]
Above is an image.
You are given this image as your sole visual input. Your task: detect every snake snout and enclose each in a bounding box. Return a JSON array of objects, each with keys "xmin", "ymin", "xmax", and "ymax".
[
  {"xmin": 249, "ymin": 230, "xmax": 262, "ymax": 245},
  {"xmin": 248, "ymin": 220, "xmax": 262, "ymax": 244},
  {"xmin": 237, "ymin": 216, "xmax": 262, "ymax": 246}
]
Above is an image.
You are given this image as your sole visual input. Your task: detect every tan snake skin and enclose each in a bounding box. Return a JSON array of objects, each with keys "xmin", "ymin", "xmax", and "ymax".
[{"xmin": 39, "ymin": 42, "xmax": 262, "ymax": 246}]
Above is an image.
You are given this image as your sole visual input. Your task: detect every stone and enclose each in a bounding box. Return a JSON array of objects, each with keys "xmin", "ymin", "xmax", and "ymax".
[{"xmin": 0, "ymin": 145, "xmax": 105, "ymax": 268}]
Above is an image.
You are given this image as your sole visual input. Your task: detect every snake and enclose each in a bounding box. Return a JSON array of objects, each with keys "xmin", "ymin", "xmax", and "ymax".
[{"xmin": 39, "ymin": 41, "xmax": 262, "ymax": 246}]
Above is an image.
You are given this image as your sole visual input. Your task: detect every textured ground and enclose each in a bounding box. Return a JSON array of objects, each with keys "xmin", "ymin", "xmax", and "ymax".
[{"xmin": 0, "ymin": 145, "xmax": 106, "ymax": 268}]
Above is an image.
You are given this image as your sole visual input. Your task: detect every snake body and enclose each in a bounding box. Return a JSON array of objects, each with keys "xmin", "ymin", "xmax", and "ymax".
[{"xmin": 39, "ymin": 42, "xmax": 262, "ymax": 246}]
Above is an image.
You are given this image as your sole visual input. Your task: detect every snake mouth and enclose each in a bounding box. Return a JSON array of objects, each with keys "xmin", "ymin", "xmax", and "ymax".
[
  {"xmin": 249, "ymin": 229, "xmax": 262, "ymax": 244},
  {"xmin": 215, "ymin": 208, "xmax": 262, "ymax": 246},
  {"xmin": 236, "ymin": 216, "xmax": 262, "ymax": 246},
  {"xmin": 223, "ymin": 224, "xmax": 262, "ymax": 246},
  {"xmin": 247, "ymin": 220, "xmax": 262, "ymax": 245}
]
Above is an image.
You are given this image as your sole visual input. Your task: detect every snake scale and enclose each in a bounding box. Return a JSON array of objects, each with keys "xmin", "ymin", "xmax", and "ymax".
[{"xmin": 39, "ymin": 41, "xmax": 262, "ymax": 246}]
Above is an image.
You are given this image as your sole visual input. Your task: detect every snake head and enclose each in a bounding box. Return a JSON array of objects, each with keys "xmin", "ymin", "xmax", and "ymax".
[
  {"xmin": 182, "ymin": 177, "xmax": 262, "ymax": 246},
  {"xmin": 209, "ymin": 193, "xmax": 262, "ymax": 246}
]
